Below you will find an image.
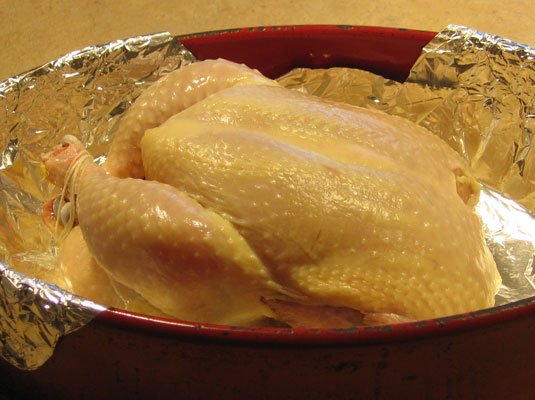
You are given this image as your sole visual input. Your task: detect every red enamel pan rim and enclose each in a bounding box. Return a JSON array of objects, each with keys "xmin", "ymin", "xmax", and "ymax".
[
  {"xmin": 178, "ymin": 25, "xmax": 437, "ymax": 81},
  {"xmin": 98, "ymin": 296, "xmax": 535, "ymax": 345},
  {"xmin": 94, "ymin": 25, "xmax": 535, "ymax": 345}
]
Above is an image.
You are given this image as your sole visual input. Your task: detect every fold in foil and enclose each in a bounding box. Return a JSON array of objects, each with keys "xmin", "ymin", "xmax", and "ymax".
[
  {"xmin": 0, "ymin": 262, "xmax": 105, "ymax": 370},
  {"xmin": 1, "ymin": 25, "xmax": 535, "ymax": 370}
]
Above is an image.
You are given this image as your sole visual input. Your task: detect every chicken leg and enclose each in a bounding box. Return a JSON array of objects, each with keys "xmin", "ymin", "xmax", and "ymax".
[{"xmin": 43, "ymin": 137, "xmax": 282, "ymax": 325}]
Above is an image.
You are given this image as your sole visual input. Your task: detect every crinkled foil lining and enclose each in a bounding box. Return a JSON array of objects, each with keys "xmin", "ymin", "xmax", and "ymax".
[
  {"xmin": 1, "ymin": 25, "xmax": 535, "ymax": 370},
  {"xmin": 0, "ymin": 262, "xmax": 105, "ymax": 370},
  {"xmin": 0, "ymin": 32, "xmax": 196, "ymax": 370}
]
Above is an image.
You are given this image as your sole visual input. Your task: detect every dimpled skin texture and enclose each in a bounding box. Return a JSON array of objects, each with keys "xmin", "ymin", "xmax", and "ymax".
[
  {"xmin": 59, "ymin": 227, "xmax": 171, "ymax": 317},
  {"xmin": 59, "ymin": 226, "xmax": 135, "ymax": 308},
  {"xmin": 103, "ymin": 59, "xmax": 279, "ymax": 179},
  {"xmin": 139, "ymin": 84, "xmax": 501, "ymax": 321},
  {"xmin": 73, "ymin": 163, "xmax": 280, "ymax": 325}
]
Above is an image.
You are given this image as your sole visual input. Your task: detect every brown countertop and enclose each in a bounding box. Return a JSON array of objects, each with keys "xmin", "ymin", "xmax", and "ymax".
[{"xmin": 1, "ymin": 0, "xmax": 534, "ymax": 81}]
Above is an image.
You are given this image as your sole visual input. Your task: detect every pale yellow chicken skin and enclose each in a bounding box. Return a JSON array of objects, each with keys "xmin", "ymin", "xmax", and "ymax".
[
  {"xmin": 103, "ymin": 59, "xmax": 279, "ymax": 179},
  {"xmin": 141, "ymin": 85, "xmax": 500, "ymax": 321},
  {"xmin": 44, "ymin": 59, "xmax": 501, "ymax": 326}
]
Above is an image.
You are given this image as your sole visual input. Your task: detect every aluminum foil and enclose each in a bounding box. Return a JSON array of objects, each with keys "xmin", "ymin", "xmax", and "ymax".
[
  {"xmin": 0, "ymin": 32, "xmax": 196, "ymax": 370},
  {"xmin": 1, "ymin": 25, "xmax": 535, "ymax": 370},
  {"xmin": 0, "ymin": 262, "xmax": 105, "ymax": 370}
]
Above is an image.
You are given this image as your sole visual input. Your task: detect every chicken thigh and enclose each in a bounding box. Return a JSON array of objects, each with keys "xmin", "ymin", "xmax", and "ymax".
[
  {"xmin": 44, "ymin": 136, "xmax": 282, "ymax": 325},
  {"xmin": 43, "ymin": 59, "xmax": 501, "ymax": 326}
]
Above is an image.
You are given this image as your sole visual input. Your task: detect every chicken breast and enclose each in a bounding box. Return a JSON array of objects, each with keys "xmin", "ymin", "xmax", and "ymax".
[{"xmin": 43, "ymin": 59, "xmax": 501, "ymax": 326}]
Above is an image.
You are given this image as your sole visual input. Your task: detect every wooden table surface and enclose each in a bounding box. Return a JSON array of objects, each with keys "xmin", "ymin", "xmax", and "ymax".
[{"xmin": 1, "ymin": 0, "xmax": 534, "ymax": 81}]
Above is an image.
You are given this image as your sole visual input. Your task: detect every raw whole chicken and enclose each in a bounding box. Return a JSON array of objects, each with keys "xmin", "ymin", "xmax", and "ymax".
[{"xmin": 42, "ymin": 59, "xmax": 501, "ymax": 327}]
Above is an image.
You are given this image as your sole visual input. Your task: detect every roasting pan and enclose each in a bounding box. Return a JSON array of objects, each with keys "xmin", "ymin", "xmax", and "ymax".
[{"xmin": 2, "ymin": 25, "xmax": 535, "ymax": 400}]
